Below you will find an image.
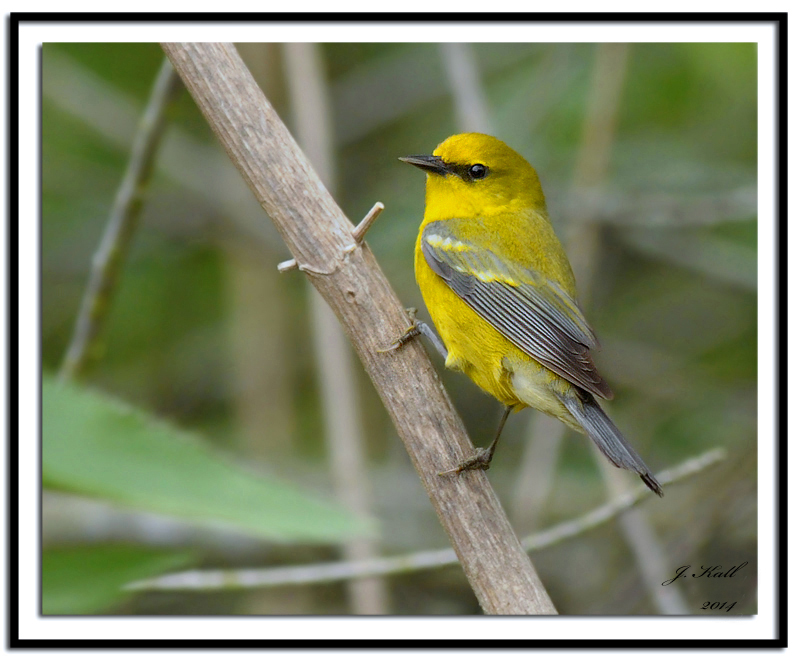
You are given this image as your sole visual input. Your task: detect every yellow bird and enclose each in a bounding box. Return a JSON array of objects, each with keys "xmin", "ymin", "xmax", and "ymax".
[{"xmin": 394, "ymin": 133, "xmax": 662, "ymax": 496}]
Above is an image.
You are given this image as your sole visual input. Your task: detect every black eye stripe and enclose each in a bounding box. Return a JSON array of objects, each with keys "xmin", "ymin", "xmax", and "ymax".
[{"xmin": 447, "ymin": 163, "xmax": 489, "ymax": 181}]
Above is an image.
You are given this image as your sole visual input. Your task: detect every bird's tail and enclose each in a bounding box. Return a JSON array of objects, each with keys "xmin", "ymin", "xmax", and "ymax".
[{"xmin": 559, "ymin": 389, "xmax": 663, "ymax": 497}]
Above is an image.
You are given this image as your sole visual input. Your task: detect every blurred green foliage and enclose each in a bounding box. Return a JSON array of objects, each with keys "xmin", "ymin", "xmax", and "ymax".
[
  {"xmin": 43, "ymin": 545, "xmax": 196, "ymax": 615},
  {"xmin": 42, "ymin": 41, "xmax": 757, "ymax": 616},
  {"xmin": 43, "ymin": 375, "xmax": 371, "ymax": 542}
]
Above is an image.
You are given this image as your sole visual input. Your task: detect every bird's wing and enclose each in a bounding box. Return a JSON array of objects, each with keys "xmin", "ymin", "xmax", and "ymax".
[{"xmin": 421, "ymin": 220, "xmax": 613, "ymax": 399}]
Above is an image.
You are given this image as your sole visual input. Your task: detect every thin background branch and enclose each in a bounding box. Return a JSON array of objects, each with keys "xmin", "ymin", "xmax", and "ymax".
[
  {"xmin": 127, "ymin": 447, "xmax": 725, "ymax": 592},
  {"xmin": 282, "ymin": 41, "xmax": 389, "ymax": 615},
  {"xmin": 439, "ymin": 43, "xmax": 492, "ymax": 134},
  {"xmin": 58, "ymin": 58, "xmax": 181, "ymax": 381}
]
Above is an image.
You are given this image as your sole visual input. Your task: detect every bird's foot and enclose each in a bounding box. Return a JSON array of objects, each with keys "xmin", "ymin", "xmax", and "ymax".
[
  {"xmin": 438, "ymin": 447, "xmax": 494, "ymax": 476},
  {"xmin": 378, "ymin": 308, "xmax": 420, "ymax": 353}
]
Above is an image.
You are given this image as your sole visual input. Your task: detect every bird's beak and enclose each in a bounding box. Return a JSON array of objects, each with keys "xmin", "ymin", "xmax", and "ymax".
[{"xmin": 399, "ymin": 155, "xmax": 449, "ymax": 176}]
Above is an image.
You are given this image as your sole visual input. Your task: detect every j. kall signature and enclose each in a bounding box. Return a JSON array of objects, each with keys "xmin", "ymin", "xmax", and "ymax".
[{"xmin": 662, "ymin": 562, "xmax": 748, "ymax": 586}]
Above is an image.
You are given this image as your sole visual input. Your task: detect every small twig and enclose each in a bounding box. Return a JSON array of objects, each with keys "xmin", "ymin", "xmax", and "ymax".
[
  {"xmin": 277, "ymin": 202, "xmax": 384, "ymax": 274},
  {"xmin": 351, "ymin": 202, "xmax": 385, "ymax": 244},
  {"xmin": 58, "ymin": 58, "xmax": 181, "ymax": 381},
  {"xmin": 276, "ymin": 258, "xmax": 299, "ymax": 274},
  {"xmin": 126, "ymin": 448, "xmax": 725, "ymax": 592}
]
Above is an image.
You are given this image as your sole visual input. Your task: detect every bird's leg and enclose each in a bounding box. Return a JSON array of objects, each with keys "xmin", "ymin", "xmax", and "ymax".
[
  {"xmin": 379, "ymin": 308, "xmax": 448, "ymax": 360},
  {"xmin": 439, "ymin": 405, "xmax": 514, "ymax": 475}
]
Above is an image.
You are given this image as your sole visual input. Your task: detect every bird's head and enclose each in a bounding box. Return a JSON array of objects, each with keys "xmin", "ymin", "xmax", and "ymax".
[{"xmin": 400, "ymin": 133, "xmax": 546, "ymax": 219}]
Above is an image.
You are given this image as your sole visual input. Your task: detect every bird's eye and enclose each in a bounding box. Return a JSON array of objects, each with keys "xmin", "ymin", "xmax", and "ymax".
[{"xmin": 468, "ymin": 164, "xmax": 488, "ymax": 180}]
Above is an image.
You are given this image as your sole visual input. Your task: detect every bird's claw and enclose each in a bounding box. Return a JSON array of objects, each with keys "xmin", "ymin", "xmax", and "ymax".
[
  {"xmin": 378, "ymin": 308, "xmax": 421, "ymax": 353},
  {"xmin": 437, "ymin": 448, "xmax": 494, "ymax": 476}
]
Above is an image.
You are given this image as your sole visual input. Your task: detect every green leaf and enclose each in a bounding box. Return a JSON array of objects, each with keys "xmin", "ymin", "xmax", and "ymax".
[
  {"xmin": 42, "ymin": 376, "xmax": 372, "ymax": 542},
  {"xmin": 42, "ymin": 544, "xmax": 194, "ymax": 614}
]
